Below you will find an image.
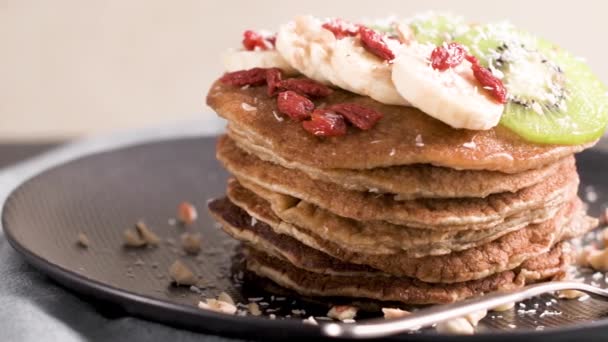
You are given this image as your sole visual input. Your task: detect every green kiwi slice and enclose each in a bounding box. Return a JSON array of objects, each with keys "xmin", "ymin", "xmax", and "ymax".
[
  {"xmin": 456, "ymin": 23, "xmax": 608, "ymax": 145},
  {"xmin": 404, "ymin": 12, "xmax": 468, "ymax": 45}
]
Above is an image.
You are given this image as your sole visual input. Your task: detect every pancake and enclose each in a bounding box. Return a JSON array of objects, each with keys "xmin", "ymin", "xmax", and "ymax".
[
  {"xmin": 207, "ymin": 80, "xmax": 592, "ymax": 172},
  {"xmin": 226, "ymin": 156, "xmax": 578, "ymax": 230},
  {"xmin": 221, "ymin": 134, "xmax": 569, "ymax": 199},
  {"xmin": 208, "ymin": 196, "xmax": 379, "ymax": 277},
  {"xmin": 245, "ymin": 244, "xmax": 570, "ymax": 305},
  {"xmin": 226, "ymin": 179, "xmax": 562, "ymax": 257},
  {"xmin": 223, "ymin": 181, "xmax": 596, "ymax": 283}
]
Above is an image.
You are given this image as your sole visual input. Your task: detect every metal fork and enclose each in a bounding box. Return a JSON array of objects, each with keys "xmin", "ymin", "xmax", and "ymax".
[{"xmin": 320, "ymin": 281, "xmax": 608, "ymax": 339}]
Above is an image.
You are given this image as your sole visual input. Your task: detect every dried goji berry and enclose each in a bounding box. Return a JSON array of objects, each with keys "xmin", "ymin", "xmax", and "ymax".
[
  {"xmin": 302, "ymin": 109, "xmax": 347, "ymax": 137},
  {"xmin": 470, "ymin": 63, "xmax": 508, "ymax": 104},
  {"xmin": 266, "ymin": 68, "xmax": 283, "ymax": 96},
  {"xmin": 322, "ymin": 18, "xmax": 359, "ymax": 39},
  {"xmin": 279, "ymin": 78, "xmax": 333, "ymax": 97},
  {"xmin": 328, "ymin": 103, "xmax": 383, "ymax": 130},
  {"xmin": 277, "ymin": 91, "xmax": 314, "ymax": 121},
  {"xmin": 219, "ymin": 68, "xmax": 267, "ymax": 87},
  {"xmin": 242, "ymin": 30, "xmax": 274, "ymax": 51},
  {"xmin": 430, "ymin": 42, "xmax": 467, "ymax": 71},
  {"xmin": 358, "ymin": 26, "xmax": 395, "ymax": 61}
]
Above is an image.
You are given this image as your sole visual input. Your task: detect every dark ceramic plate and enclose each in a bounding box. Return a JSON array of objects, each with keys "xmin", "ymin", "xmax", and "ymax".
[{"xmin": 3, "ymin": 136, "xmax": 608, "ymax": 341}]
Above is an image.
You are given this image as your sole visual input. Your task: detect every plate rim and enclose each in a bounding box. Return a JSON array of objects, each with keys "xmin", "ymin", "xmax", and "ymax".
[{"xmin": 3, "ymin": 137, "xmax": 608, "ymax": 341}]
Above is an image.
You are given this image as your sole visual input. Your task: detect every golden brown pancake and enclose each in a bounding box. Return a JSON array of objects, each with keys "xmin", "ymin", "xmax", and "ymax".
[
  {"xmin": 207, "ymin": 80, "xmax": 592, "ymax": 172},
  {"xmin": 223, "ymin": 181, "xmax": 596, "ymax": 283},
  {"xmin": 223, "ymin": 152, "xmax": 578, "ymax": 229},
  {"xmin": 221, "ymin": 134, "xmax": 570, "ymax": 199},
  {"xmin": 208, "ymin": 196, "xmax": 379, "ymax": 277},
  {"xmin": 245, "ymin": 245, "xmax": 569, "ymax": 305},
  {"xmin": 227, "ymin": 179, "xmax": 562, "ymax": 257}
]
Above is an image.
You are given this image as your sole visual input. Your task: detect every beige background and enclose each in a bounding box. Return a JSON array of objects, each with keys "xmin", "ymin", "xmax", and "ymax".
[{"xmin": 1, "ymin": 0, "xmax": 607, "ymax": 141}]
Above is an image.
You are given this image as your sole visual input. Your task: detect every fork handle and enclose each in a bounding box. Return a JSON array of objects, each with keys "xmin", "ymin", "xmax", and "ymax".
[{"xmin": 321, "ymin": 281, "xmax": 607, "ymax": 339}]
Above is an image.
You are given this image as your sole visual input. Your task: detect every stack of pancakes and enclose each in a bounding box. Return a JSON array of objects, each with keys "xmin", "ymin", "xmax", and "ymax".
[{"xmin": 207, "ymin": 81, "xmax": 598, "ymax": 304}]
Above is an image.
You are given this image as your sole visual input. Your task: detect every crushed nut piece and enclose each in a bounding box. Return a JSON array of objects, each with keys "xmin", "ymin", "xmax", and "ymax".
[
  {"xmin": 327, "ymin": 305, "xmax": 358, "ymax": 321},
  {"xmin": 124, "ymin": 221, "xmax": 160, "ymax": 247},
  {"xmin": 600, "ymin": 209, "xmax": 608, "ymax": 226},
  {"xmin": 588, "ymin": 248, "xmax": 608, "ymax": 271},
  {"xmin": 76, "ymin": 233, "xmax": 90, "ymax": 248},
  {"xmin": 576, "ymin": 245, "xmax": 596, "ymax": 267},
  {"xmin": 180, "ymin": 232, "xmax": 202, "ymax": 254},
  {"xmin": 436, "ymin": 317, "xmax": 475, "ymax": 335},
  {"xmin": 465, "ymin": 310, "xmax": 487, "ymax": 327},
  {"xmin": 217, "ymin": 292, "xmax": 235, "ymax": 305},
  {"xmin": 382, "ymin": 308, "xmax": 410, "ymax": 319},
  {"xmin": 557, "ymin": 289, "xmax": 587, "ymax": 299},
  {"xmin": 491, "ymin": 302, "xmax": 515, "ymax": 312},
  {"xmin": 602, "ymin": 228, "xmax": 608, "ymax": 246},
  {"xmin": 248, "ymin": 302, "xmax": 262, "ymax": 316},
  {"xmin": 169, "ymin": 260, "xmax": 197, "ymax": 286},
  {"xmin": 123, "ymin": 229, "xmax": 146, "ymax": 247},
  {"xmin": 198, "ymin": 298, "xmax": 237, "ymax": 315},
  {"xmin": 177, "ymin": 201, "xmax": 198, "ymax": 225},
  {"xmin": 302, "ymin": 316, "xmax": 318, "ymax": 326}
]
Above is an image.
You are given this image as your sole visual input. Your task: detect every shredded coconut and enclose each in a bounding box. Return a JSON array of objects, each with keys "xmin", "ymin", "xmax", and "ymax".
[{"xmin": 241, "ymin": 103, "xmax": 257, "ymax": 112}]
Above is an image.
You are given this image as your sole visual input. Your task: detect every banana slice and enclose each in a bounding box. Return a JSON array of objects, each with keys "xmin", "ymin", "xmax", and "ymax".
[
  {"xmin": 222, "ymin": 50, "xmax": 298, "ymax": 75},
  {"xmin": 331, "ymin": 37, "xmax": 408, "ymax": 106},
  {"xmin": 275, "ymin": 16, "xmax": 337, "ymax": 84},
  {"xmin": 392, "ymin": 42, "xmax": 504, "ymax": 130}
]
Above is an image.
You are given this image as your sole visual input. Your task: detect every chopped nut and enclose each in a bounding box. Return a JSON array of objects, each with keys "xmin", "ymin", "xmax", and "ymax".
[
  {"xmin": 327, "ymin": 305, "xmax": 358, "ymax": 321},
  {"xmin": 135, "ymin": 221, "xmax": 160, "ymax": 245},
  {"xmin": 600, "ymin": 208, "xmax": 608, "ymax": 226},
  {"xmin": 217, "ymin": 292, "xmax": 235, "ymax": 305},
  {"xmin": 180, "ymin": 232, "xmax": 202, "ymax": 254},
  {"xmin": 124, "ymin": 221, "xmax": 160, "ymax": 247},
  {"xmin": 464, "ymin": 310, "xmax": 487, "ymax": 327},
  {"xmin": 302, "ymin": 316, "xmax": 318, "ymax": 326},
  {"xmin": 76, "ymin": 233, "xmax": 90, "ymax": 248},
  {"xmin": 198, "ymin": 298, "xmax": 237, "ymax": 315},
  {"xmin": 436, "ymin": 317, "xmax": 475, "ymax": 335},
  {"xmin": 177, "ymin": 201, "xmax": 198, "ymax": 225},
  {"xmin": 382, "ymin": 308, "xmax": 410, "ymax": 319},
  {"xmin": 557, "ymin": 289, "xmax": 587, "ymax": 299},
  {"xmin": 602, "ymin": 228, "xmax": 608, "ymax": 246},
  {"xmin": 576, "ymin": 245, "xmax": 596, "ymax": 267},
  {"xmin": 491, "ymin": 302, "xmax": 515, "ymax": 312},
  {"xmin": 168, "ymin": 260, "xmax": 197, "ymax": 286},
  {"xmin": 588, "ymin": 248, "xmax": 608, "ymax": 271},
  {"xmin": 123, "ymin": 229, "xmax": 146, "ymax": 247},
  {"xmin": 248, "ymin": 302, "xmax": 262, "ymax": 316}
]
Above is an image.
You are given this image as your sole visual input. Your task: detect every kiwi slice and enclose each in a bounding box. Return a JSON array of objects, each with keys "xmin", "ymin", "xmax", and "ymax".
[
  {"xmin": 457, "ymin": 23, "xmax": 608, "ymax": 145},
  {"xmin": 404, "ymin": 12, "xmax": 468, "ymax": 45}
]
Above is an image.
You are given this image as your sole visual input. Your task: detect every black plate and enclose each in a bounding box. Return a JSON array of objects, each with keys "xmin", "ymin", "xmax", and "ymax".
[{"xmin": 3, "ymin": 136, "xmax": 608, "ymax": 341}]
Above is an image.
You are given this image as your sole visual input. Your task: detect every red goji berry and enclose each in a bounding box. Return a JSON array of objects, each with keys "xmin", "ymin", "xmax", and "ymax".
[
  {"xmin": 277, "ymin": 91, "xmax": 315, "ymax": 121},
  {"xmin": 219, "ymin": 68, "xmax": 267, "ymax": 87},
  {"xmin": 322, "ymin": 18, "xmax": 359, "ymax": 39},
  {"xmin": 302, "ymin": 109, "xmax": 347, "ymax": 137},
  {"xmin": 358, "ymin": 26, "xmax": 395, "ymax": 61},
  {"xmin": 266, "ymin": 68, "xmax": 283, "ymax": 96},
  {"xmin": 430, "ymin": 42, "xmax": 467, "ymax": 71},
  {"xmin": 279, "ymin": 78, "xmax": 333, "ymax": 98},
  {"xmin": 242, "ymin": 30, "xmax": 273, "ymax": 51},
  {"xmin": 328, "ymin": 103, "xmax": 383, "ymax": 130},
  {"xmin": 471, "ymin": 63, "xmax": 508, "ymax": 103}
]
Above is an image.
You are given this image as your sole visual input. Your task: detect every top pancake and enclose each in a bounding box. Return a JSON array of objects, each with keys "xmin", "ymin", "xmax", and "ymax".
[{"xmin": 207, "ymin": 80, "xmax": 592, "ymax": 172}]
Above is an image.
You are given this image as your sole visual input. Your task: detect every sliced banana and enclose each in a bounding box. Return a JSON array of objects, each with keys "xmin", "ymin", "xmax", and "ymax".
[
  {"xmin": 331, "ymin": 37, "xmax": 408, "ymax": 105},
  {"xmin": 222, "ymin": 50, "xmax": 298, "ymax": 75},
  {"xmin": 392, "ymin": 42, "xmax": 504, "ymax": 130},
  {"xmin": 275, "ymin": 16, "xmax": 337, "ymax": 84}
]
